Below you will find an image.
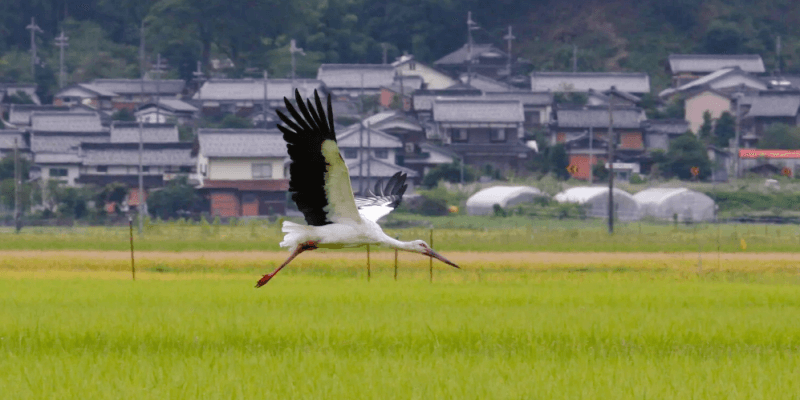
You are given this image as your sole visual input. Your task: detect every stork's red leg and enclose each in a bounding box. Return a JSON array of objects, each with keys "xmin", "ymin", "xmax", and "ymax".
[{"xmin": 255, "ymin": 241, "xmax": 318, "ymax": 288}]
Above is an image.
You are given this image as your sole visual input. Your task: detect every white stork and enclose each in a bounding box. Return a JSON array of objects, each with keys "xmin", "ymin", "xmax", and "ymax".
[{"xmin": 256, "ymin": 89, "xmax": 459, "ymax": 287}]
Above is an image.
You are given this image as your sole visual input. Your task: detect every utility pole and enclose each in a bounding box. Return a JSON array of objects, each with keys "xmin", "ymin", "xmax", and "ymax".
[
  {"xmin": 289, "ymin": 39, "xmax": 305, "ymax": 90},
  {"xmin": 26, "ymin": 17, "xmax": 43, "ymax": 80},
  {"xmin": 572, "ymin": 44, "xmax": 578, "ymax": 72},
  {"xmin": 367, "ymin": 121, "xmax": 371, "ymax": 190},
  {"xmin": 151, "ymin": 54, "xmax": 167, "ymax": 123},
  {"xmin": 607, "ymin": 91, "xmax": 615, "ymax": 234},
  {"xmin": 776, "ymin": 35, "xmax": 782, "ymax": 75},
  {"xmin": 137, "ymin": 20, "xmax": 146, "ymax": 234},
  {"xmin": 381, "ymin": 43, "xmax": 388, "ymax": 65},
  {"xmin": 734, "ymin": 93, "xmax": 743, "ymax": 180},
  {"xmin": 466, "ymin": 11, "xmax": 479, "ymax": 86},
  {"xmin": 263, "ymin": 70, "xmax": 269, "ymax": 129},
  {"xmin": 589, "ymin": 126, "xmax": 593, "ymax": 184},
  {"xmin": 359, "ymin": 73, "xmax": 364, "ymax": 195},
  {"xmin": 503, "ymin": 26, "xmax": 515, "ymax": 77},
  {"xmin": 193, "ymin": 61, "xmax": 204, "ymax": 118},
  {"xmin": 14, "ymin": 138, "xmax": 21, "ymax": 233},
  {"xmin": 55, "ymin": 30, "xmax": 69, "ymax": 88}
]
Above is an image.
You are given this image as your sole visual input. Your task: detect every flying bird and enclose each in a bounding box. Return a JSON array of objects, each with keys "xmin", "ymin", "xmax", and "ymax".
[{"xmin": 256, "ymin": 89, "xmax": 459, "ymax": 287}]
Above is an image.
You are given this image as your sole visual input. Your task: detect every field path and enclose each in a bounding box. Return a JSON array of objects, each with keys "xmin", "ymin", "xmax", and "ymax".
[{"xmin": 2, "ymin": 250, "xmax": 800, "ymax": 263}]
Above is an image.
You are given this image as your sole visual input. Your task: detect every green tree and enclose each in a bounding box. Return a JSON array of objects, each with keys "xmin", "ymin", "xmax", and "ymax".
[
  {"xmin": 146, "ymin": 176, "xmax": 202, "ymax": 220},
  {"xmin": 111, "ymin": 108, "xmax": 136, "ymax": 121},
  {"xmin": 421, "ymin": 160, "xmax": 476, "ymax": 189},
  {"xmin": 548, "ymin": 143, "xmax": 570, "ymax": 180},
  {"xmin": 218, "ymin": 114, "xmax": 253, "ymax": 129},
  {"xmin": 698, "ymin": 111, "xmax": 713, "ymax": 142},
  {"xmin": 663, "ymin": 132, "xmax": 711, "ymax": 180},
  {"xmin": 713, "ymin": 111, "xmax": 736, "ymax": 148},
  {"xmin": 757, "ymin": 123, "xmax": 800, "ymax": 149}
]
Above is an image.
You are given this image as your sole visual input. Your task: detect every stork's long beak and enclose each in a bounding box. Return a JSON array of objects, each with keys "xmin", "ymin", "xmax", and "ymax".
[{"xmin": 424, "ymin": 248, "xmax": 460, "ymax": 269}]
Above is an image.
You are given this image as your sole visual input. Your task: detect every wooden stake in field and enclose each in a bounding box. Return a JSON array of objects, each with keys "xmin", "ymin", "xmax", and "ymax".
[
  {"xmin": 429, "ymin": 228, "xmax": 434, "ymax": 282},
  {"xmin": 394, "ymin": 248, "xmax": 398, "ymax": 281},
  {"xmin": 366, "ymin": 244, "xmax": 371, "ymax": 282},
  {"xmin": 129, "ymin": 215, "xmax": 135, "ymax": 281}
]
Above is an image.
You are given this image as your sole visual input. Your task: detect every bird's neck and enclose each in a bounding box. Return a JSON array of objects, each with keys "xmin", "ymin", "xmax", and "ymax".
[{"xmin": 380, "ymin": 235, "xmax": 415, "ymax": 252}]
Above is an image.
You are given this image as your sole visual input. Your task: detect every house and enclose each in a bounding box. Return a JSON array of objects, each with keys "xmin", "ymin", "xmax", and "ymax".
[
  {"xmin": 7, "ymin": 104, "xmax": 70, "ymax": 128},
  {"xmin": 434, "ymin": 43, "xmax": 508, "ymax": 78},
  {"xmin": 550, "ymin": 106, "xmax": 647, "ymax": 180},
  {"xmin": 316, "ymin": 64, "xmax": 396, "ymax": 97},
  {"xmin": 432, "ymin": 98, "xmax": 531, "ymax": 174},
  {"xmin": 402, "ymin": 142, "xmax": 458, "ymax": 178},
  {"xmin": 642, "ymin": 119, "xmax": 690, "ymax": 151},
  {"xmin": 0, "ymin": 83, "xmax": 41, "ymax": 107},
  {"xmin": 411, "ymin": 89, "xmax": 483, "ymax": 121},
  {"xmin": 357, "ymin": 110, "xmax": 427, "ymax": 147},
  {"xmin": 197, "ymin": 129, "xmax": 289, "ymax": 217},
  {"xmin": 668, "ymin": 54, "xmax": 765, "ymax": 87},
  {"xmin": 109, "ymin": 122, "xmax": 179, "ymax": 143},
  {"xmin": 0, "ymin": 130, "xmax": 29, "ymax": 159},
  {"xmin": 586, "ymin": 89, "xmax": 641, "ymax": 108},
  {"xmin": 659, "ymin": 67, "xmax": 767, "ymax": 99},
  {"xmin": 530, "ymin": 72, "xmax": 651, "ymax": 96},
  {"xmin": 392, "ymin": 54, "xmax": 458, "ymax": 90},
  {"xmin": 682, "ymin": 86, "xmax": 735, "ymax": 134},
  {"xmin": 742, "ymin": 91, "xmax": 800, "ymax": 148},
  {"xmin": 378, "ymin": 75, "xmax": 423, "ymax": 110},
  {"xmin": 134, "ymin": 99, "xmax": 199, "ymax": 124},
  {"xmin": 53, "ymin": 83, "xmax": 117, "ymax": 112},
  {"xmin": 89, "ymin": 79, "xmax": 186, "ymax": 111},
  {"xmin": 335, "ymin": 125, "xmax": 418, "ymax": 192},
  {"xmin": 483, "ymin": 91, "xmax": 554, "ymax": 130},
  {"xmin": 29, "ymin": 112, "xmax": 108, "ymax": 186},
  {"xmin": 75, "ymin": 142, "xmax": 196, "ymax": 187},
  {"xmin": 192, "ymin": 78, "xmax": 323, "ymax": 117}
]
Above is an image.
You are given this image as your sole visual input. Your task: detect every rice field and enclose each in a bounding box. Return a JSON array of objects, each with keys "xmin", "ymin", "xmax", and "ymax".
[{"xmin": 2, "ymin": 251, "xmax": 800, "ymax": 399}]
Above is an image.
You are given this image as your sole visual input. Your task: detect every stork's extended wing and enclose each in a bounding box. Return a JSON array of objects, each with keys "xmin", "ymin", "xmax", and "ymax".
[
  {"xmin": 354, "ymin": 172, "xmax": 408, "ymax": 222},
  {"xmin": 277, "ymin": 90, "xmax": 361, "ymax": 226}
]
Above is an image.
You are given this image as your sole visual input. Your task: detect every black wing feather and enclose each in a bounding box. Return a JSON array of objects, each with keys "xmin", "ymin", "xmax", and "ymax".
[
  {"xmin": 279, "ymin": 89, "xmax": 338, "ymax": 226},
  {"xmin": 354, "ymin": 172, "xmax": 408, "ymax": 210}
]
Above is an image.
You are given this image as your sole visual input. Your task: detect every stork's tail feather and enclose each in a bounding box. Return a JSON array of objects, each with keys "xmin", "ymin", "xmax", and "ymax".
[{"xmin": 280, "ymin": 221, "xmax": 312, "ymax": 249}]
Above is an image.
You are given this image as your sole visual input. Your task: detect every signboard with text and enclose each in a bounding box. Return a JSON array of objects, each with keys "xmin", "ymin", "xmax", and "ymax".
[{"xmin": 739, "ymin": 149, "xmax": 800, "ymax": 159}]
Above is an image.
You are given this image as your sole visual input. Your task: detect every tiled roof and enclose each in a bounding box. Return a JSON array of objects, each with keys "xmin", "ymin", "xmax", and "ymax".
[
  {"xmin": 198, "ymin": 128, "xmax": 287, "ymax": 158},
  {"xmin": 77, "ymin": 83, "xmax": 118, "ymax": 97},
  {"xmin": 90, "ymin": 79, "xmax": 185, "ymax": 95},
  {"xmin": 80, "ymin": 142, "xmax": 195, "ymax": 166},
  {"xmin": 433, "ymin": 99, "xmax": 524, "ymax": 123},
  {"xmin": 643, "ymin": 119, "xmax": 690, "ymax": 135},
  {"xmin": 201, "ymin": 179, "xmax": 290, "ymax": 191},
  {"xmin": 530, "ymin": 72, "xmax": 651, "ymax": 94},
  {"xmin": 9, "ymin": 104, "xmax": 70, "ymax": 126},
  {"xmin": 746, "ymin": 94, "xmax": 800, "ymax": 117},
  {"xmin": 193, "ymin": 79, "xmax": 323, "ymax": 101},
  {"xmin": 0, "ymin": 83, "xmax": 41, "ymax": 105},
  {"xmin": 658, "ymin": 67, "xmax": 767, "ymax": 97},
  {"xmin": 337, "ymin": 126, "xmax": 403, "ymax": 148},
  {"xmin": 412, "ymin": 89, "xmax": 483, "ymax": 111},
  {"xmin": 75, "ymin": 174, "xmax": 164, "ymax": 188},
  {"xmin": 434, "ymin": 43, "xmax": 507, "ymax": 65},
  {"xmin": 31, "ymin": 132, "xmax": 109, "ymax": 153},
  {"xmin": 137, "ymin": 99, "xmax": 198, "ymax": 113},
  {"xmin": 345, "ymin": 158, "xmax": 418, "ymax": 178},
  {"xmin": 317, "ymin": 64, "xmax": 395, "ymax": 89},
  {"xmin": 554, "ymin": 107, "xmax": 645, "ymax": 129},
  {"xmin": 0, "ymin": 130, "xmax": 27, "ymax": 150},
  {"xmin": 668, "ymin": 54, "xmax": 765, "ymax": 74},
  {"xmin": 110, "ymin": 122, "xmax": 179, "ymax": 143},
  {"xmin": 459, "ymin": 73, "xmax": 515, "ymax": 92},
  {"xmin": 31, "ymin": 112, "xmax": 104, "ymax": 132},
  {"xmin": 483, "ymin": 91, "xmax": 553, "ymax": 106}
]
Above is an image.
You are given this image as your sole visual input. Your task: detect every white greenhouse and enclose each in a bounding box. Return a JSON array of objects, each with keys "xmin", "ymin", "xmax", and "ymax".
[
  {"xmin": 466, "ymin": 186, "xmax": 545, "ymax": 216},
  {"xmin": 554, "ymin": 187, "xmax": 641, "ymax": 221},
  {"xmin": 633, "ymin": 188, "xmax": 716, "ymax": 222}
]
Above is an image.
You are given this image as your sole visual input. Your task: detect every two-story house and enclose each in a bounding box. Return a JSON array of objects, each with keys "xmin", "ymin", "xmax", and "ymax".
[
  {"xmin": 192, "ymin": 78, "xmax": 323, "ymax": 118},
  {"xmin": 335, "ymin": 124, "xmax": 418, "ymax": 193},
  {"xmin": 550, "ymin": 106, "xmax": 647, "ymax": 181},
  {"xmin": 90, "ymin": 79, "xmax": 186, "ymax": 111},
  {"xmin": 134, "ymin": 99, "xmax": 199, "ymax": 124},
  {"xmin": 483, "ymin": 91, "xmax": 554, "ymax": 132},
  {"xmin": 316, "ymin": 64, "xmax": 395, "ymax": 97},
  {"xmin": 0, "ymin": 130, "xmax": 29, "ymax": 159},
  {"xmin": 197, "ymin": 128, "xmax": 289, "ymax": 217},
  {"xmin": 30, "ymin": 112, "xmax": 109, "ymax": 186},
  {"xmin": 432, "ymin": 98, "xmax": 531, "ymax": 174},
  {"xmin": 411, "ymin": 89, "xmax": 483, "ymax": 121},
  {"xmin": 53, "ymin": 83, "xmax": 116, "ymax": 112},
  {"xmin": 392, "ymin": 54, "xmax": 458, "ymax": 90},
  {"xmin": 434, "ymin": 43, "xmax": 509, "ymax": 79},
  {"xmin": 742, "ymin": 91, "xmax": 800, "ymax": 148},
  {"xmin": 531, "ymin": 72, "xmax": 651, "ymax": 97}
]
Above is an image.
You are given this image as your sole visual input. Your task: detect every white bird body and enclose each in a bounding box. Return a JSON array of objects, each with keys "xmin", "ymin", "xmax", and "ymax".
[{"xmin": 255, "ymin": 89, "xmax": 458, "ymax": 287}]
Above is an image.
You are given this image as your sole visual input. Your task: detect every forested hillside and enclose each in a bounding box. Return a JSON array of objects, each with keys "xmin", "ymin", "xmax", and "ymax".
[{"xmin": 2, "ymin": 0, "xmax": 800, "ymax": 102}]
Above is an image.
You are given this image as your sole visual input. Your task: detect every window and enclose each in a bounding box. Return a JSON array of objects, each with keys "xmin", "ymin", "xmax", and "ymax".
[
  {"xmin": 490, "ymin": 129, "xmax": 506, "ymax": 142},
  {"xmin": 374, "ymin": 149, "xmax": 388, "ymax": 159},
  {"xmin": 97, "ymin": 166, "xmax": 108, "ymax": 173},
  {"xmin": 409, "ymin": 62, "xmax": 416, "ymax": 70},
  {"xmin": 452, "ymin": 128, "xmax": 468, "ymax": 142},
  {"xmin": 344, "ymin": 149, "xmax": 358, "ymax": 159},
  {"xmin": 180, "ymin": 166, "xmax": 192, "ymax": 173},
  {"xmin": 49, "ymin": 168, "xmax": 68, "ymax": 177},
  {"xmin": 143, "ymin": 166, "xmax": 150, "ymax": 173},
  {"xmin": 252, "ymin": 163, "xmax": 272, "ymax": 179},
  {"xmin": 242, "ymin": 194, "xmax": 257, "ymax": 204}
]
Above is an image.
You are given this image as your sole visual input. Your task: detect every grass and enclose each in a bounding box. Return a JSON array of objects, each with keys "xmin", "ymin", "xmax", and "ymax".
[
  {"xmin": 2, "ymin": 216, "xmax": 800, "ymax": 253},
  {"xmin": 1, "ymin": 262, "xmax": 800, "ymax": 399}
]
